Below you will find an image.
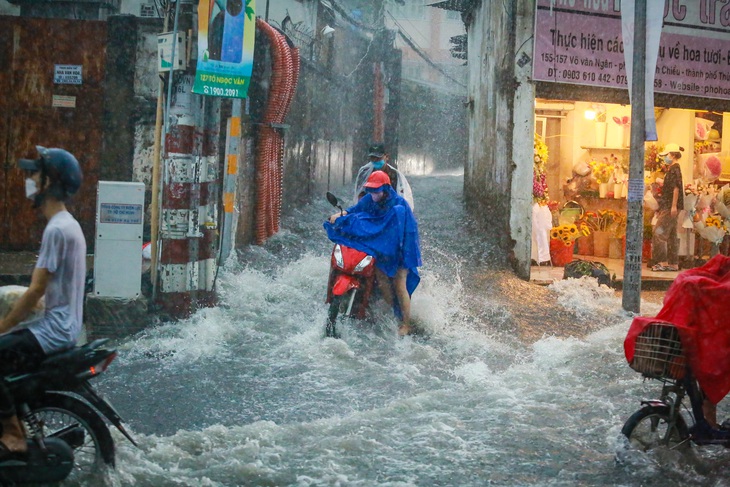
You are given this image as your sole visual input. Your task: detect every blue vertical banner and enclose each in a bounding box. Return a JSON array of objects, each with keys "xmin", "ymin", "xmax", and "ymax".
[{"xmin": 193, "ymin": 0, "xmax": 256, "ymax": 98}]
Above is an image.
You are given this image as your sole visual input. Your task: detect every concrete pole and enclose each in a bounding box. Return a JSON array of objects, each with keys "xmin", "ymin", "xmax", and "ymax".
[
  {"xmin": 158, "ymin": 0, "xmax": 221, "ymax": 317},
  {"xmin": 622, "ymin": 0, "xmax": 647, "ymax": 313}
]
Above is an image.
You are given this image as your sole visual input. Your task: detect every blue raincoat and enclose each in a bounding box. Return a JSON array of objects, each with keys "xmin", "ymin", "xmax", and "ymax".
[{"xmin": 324, "ymin": 187, "xmax": 421, "ymax": 296}]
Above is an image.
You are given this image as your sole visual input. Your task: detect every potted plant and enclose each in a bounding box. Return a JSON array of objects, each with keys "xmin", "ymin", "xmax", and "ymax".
[{"xmin": 549, "ymin": 223, "xmax": 581, "ymax": 266}]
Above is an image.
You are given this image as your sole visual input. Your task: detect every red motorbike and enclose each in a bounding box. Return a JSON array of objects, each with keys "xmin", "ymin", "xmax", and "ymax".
[{"xmin": 324, "ymin": 192, "xmax": 377, "ymax": 338}]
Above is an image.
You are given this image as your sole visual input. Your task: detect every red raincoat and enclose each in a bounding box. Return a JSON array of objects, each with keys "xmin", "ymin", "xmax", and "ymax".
[{"xmin": 625, "ymin": 255, "xmax": 730, "ymax": 404}]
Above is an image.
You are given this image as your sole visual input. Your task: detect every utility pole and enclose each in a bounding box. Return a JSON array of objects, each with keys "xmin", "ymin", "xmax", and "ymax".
[
  {"xmin": 622, "ymin": 0, "xmax": 647, "ymax": 313},
  {"xmin": 157, "ymin": 0, "xmax": 222, "ymax": 317}
]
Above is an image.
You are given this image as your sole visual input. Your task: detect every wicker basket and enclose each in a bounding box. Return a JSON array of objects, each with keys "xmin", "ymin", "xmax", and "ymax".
[{"xmin": 630, "ymin": 322, "xmax": 687, "ymax": 380}]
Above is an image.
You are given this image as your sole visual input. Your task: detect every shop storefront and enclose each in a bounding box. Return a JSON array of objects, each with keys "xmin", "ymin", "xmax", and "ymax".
[{"xmin": 530, "ymin": 1, "xmax": 730, "ymax": 276}]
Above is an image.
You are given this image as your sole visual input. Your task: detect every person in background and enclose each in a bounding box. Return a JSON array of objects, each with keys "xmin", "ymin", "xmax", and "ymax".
[
  {"xmin": 354, "ymin": 143, "xmax": 414, "ymax": 210},
  {"xmin": 0, "ymin": 146, "xmax": 85, "ymax": 458},
  {"xmin": 327, "ymin": 171, "xmax": 421, "ymax": 335},
  {"xmin": 651, "ymin": 143, "xmax": 684, "ymax": 272}
]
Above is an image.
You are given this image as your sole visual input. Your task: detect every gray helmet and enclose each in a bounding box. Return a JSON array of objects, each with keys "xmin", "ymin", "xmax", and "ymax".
[{"xmin": 19, "ymin": 146, "xmax": 83, "ymax": 198}]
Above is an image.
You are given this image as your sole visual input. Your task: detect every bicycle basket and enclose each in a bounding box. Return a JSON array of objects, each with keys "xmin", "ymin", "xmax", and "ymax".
[{"xmin": 630, "ymin": 322, "xmax": 686, "ymax": 380}]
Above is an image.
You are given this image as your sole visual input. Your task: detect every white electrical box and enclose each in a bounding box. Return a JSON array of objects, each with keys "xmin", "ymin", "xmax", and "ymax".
[
  {"xmin": 157, "ymin": 31, "xmax": 187, "ymax": 72},
  {"xmin": 93, "ymin": 182, "xmax": 145, "ymax": 298}
]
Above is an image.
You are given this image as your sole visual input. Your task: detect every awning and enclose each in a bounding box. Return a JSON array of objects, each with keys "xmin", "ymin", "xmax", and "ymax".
[{"xmin": 427, "ymin": 0, "xmax": 473, "ymax": 12}]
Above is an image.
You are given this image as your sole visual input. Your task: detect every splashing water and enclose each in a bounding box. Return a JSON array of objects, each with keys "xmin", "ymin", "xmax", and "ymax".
[{"xmin": 95, "ymin": 173, "xmax": 730, "ymax": 486}]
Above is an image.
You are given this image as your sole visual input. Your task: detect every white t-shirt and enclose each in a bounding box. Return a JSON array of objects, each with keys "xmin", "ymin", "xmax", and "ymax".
[{"xmin": 29, "ymin": 211, "xmax": 86, "ymax": 353}]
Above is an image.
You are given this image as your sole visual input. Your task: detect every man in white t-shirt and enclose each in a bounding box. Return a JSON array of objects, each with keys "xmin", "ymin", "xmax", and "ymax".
[{"xmin": 0, "ymin": 146, "xmax": 85, "ymax": 458}]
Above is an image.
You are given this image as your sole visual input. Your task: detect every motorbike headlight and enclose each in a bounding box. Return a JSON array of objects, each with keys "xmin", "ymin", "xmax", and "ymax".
[
  {"xmin": 354, "ymin": 255, "xmax": 373, "ymax": 272},
  {"xmin": 333, "ymin": 244, "xmax": 344, "ymax": 268}
]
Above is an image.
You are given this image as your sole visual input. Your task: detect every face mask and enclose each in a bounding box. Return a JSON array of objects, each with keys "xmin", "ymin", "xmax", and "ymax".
[
  {"xmin": 25, "ymin": 178, "xmax": 38, "ymax": 200},
  {"xmin": 664, "ymin": 156, "xmax": 673, "ymax": 165},
  {"xmin": 372, "ymin": 159, "xmax": 385, "ymax": 170}
]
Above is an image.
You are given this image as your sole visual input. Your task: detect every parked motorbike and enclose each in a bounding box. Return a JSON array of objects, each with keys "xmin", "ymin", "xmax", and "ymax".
[
  {"xmin": 324, "ymin": 192, "xmax": 377, "ymax": 338},
  {"xmin": 621, "ymin": 322, "xmax": 730, "ymax": 452},
  {"xmin": 0, "ymin": 338, "xmax": 136, "ymax": 484}
]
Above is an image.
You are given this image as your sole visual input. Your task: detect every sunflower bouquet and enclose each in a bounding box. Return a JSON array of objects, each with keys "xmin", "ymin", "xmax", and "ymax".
[
  {"xmin": 550, "ymin": 223, "xmax": 581, "ymax": 246},
  {"xmin": 573, "ymin": 212, "xmax": 599, "ymax": 236},
  {"xmin": 694, "ymin": 211, "xmax": 727, "ymax": 245}
]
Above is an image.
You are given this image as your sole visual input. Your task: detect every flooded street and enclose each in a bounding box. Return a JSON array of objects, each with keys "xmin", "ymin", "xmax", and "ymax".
[{"xmin": 95, "ymin": 172, "xmax": 730, "ymax": 486}]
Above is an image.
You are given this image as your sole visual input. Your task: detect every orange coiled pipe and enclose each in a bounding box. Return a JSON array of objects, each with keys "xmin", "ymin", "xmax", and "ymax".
[{"xmin": 254, "ymin": 19, "xmax": 300, "ymax": 244}]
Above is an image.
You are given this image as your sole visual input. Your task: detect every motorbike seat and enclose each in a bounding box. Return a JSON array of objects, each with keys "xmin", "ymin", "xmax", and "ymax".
[{"xmin": 39, "ymin": 338, "xmax": 111, "ymax": 368}]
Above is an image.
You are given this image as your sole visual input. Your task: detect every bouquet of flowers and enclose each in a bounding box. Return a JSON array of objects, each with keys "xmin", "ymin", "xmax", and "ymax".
[
  {"xmin": 695, "ymin": 140, "xmax": 715, "ymax": 156},
  {"xmin": 593, "ymin": 209, "xmax": 622, "ymax": 233},
  {"xmin": 533, "ymin": 133, "xmax": 549, "ymax": 204},
  {"xmin": 696, "ymin": 180, "xmax": 717, "ymax": 211},
  {"xmin": 694, "ymin": 211, "xmax": 727, "ymax": 245},
  {"xmin": 550, "ymin": 223, "xmax": 581, "ymax": 246},
  {"xmin": 684, "ymin": 183, "xmax": 699, "ymax": 214},
  {"xmin": 589, "ymin": 160, "xmax": 613, "ymax": 184},
  {"xmin": 645, "ymin": 143, "xmax": 664, "ymax": 171},
  {"xmin": 574, "ymin": 212, "xmax": 599, "ymax": 236},
  {"xmin": 714, "ymin": 184, "xmax": 730, "ymax": 219}
]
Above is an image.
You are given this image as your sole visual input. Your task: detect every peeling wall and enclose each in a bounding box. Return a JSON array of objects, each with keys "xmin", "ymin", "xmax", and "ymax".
[{"xmin": 464, "ymin": 0, "xmax": 536, "ymax": 278}]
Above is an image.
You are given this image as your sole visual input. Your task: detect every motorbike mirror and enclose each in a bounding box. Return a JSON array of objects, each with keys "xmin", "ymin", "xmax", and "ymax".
[{"xmin": 326, "ymin": 192, "xmax": 341, "ymax": 209}]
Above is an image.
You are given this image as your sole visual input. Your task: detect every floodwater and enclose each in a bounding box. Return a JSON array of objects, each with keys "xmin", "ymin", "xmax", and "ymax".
[{"xmin": 93, "ymin": 172, "xmax": 730, "ymax": 486}]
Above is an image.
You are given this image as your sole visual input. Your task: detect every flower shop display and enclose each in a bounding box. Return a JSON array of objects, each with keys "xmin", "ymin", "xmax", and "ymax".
[
  {"xmin": 533, "ymin": 133, "xmax": 549, "ymax": 205},
  {"xmin": 549, "ymin": 223, "xmax": 581, "ymax": 266}
]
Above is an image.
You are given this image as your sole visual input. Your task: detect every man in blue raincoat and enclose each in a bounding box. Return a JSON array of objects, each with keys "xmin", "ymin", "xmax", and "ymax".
[{"xmin": 325, "ymin": 171, "xmax": 421, "ymax": 335}]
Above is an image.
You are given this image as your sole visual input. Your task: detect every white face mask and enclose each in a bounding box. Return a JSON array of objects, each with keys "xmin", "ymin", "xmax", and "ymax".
[{"xmin": 25, "ymin": 178, "xmax": 38, "ymax": 200}]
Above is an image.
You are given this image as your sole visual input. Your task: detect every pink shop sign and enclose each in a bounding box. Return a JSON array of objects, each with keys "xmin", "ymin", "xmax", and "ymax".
[{"xmin": 533, "ymin": 1, "xmax": 730, "ymax": 100}]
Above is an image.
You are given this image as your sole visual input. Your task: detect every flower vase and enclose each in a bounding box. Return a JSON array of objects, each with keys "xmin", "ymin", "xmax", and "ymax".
[
  {"xmin": 622, "ymin": 125, "xmax": 630, "ymax": 147},
  {"xmin": 577, "ymin": 234, "xmax": 594, "ymax": 256},
  {"xmin": 549, "ymin": 239, "xmax": 575, "ymax": 266},
  {"xmin": 622, "ymin": 183, "xmax": 628, "ymax": 198},
  {"xmin": 595, "ymin": 121, "xmax": 607, "ymax": 147},
  {"xmin": 599, "ymin": 183, "xmax": 609, "ymax": 198},
  {"xmin": 613, "ymin": 182, "xmax": 623, "ymax": 199},
  {"xmin": 609, "ymin": 237, "xmax": 623, "ymax": 259},
  {"xmin": 593, "ymin": 230, "xmax": 610, "ymax": 257}
]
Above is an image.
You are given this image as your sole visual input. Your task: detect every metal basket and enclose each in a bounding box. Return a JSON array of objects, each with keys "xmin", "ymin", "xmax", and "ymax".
[{"xmin": 630, "ymin": 322, "xmax": 687, "ymax": 380}]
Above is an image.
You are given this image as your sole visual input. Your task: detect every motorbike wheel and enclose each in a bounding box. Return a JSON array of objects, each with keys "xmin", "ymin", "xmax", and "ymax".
[
  {"xmin": 326, "ymin": 295, "xmax": 344, "ymax": 338},
  {"xmin": 27, "ymin": 394, "xmax": 116, "ymax": 480},
  {"xmin": 621, "ymin": 405, "xmax": 690, "ymax": 451}
]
